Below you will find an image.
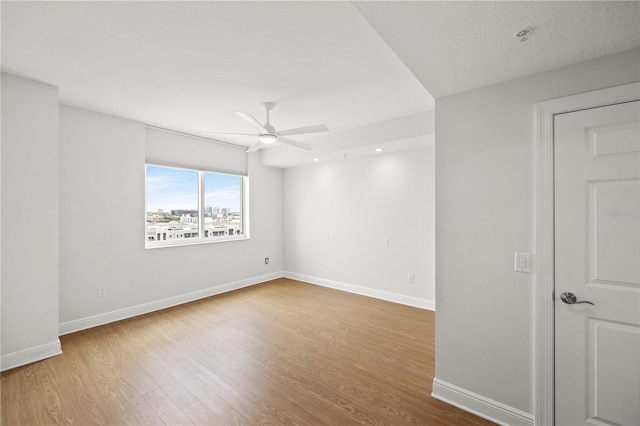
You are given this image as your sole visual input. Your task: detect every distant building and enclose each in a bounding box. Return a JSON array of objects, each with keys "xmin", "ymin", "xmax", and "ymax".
[
  {"xmin": 146, "ymin": 221, "xmax": 241, "ymax": 242},
  {"xmin": 170, "ymin": 209, "xmax": 198, "ymax": 216},
  {"xmin": 180, "ymin": 214, "xmax": 197, "ymax": 224},
  {"xmin": 147, "ymin": 206, "xmax": 240, "ymax": 243}
]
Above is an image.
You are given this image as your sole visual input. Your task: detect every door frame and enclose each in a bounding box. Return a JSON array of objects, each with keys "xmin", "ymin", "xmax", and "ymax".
[{"xmin": 533, "ymin": 82, "xmax": 639, "ymax": 426}]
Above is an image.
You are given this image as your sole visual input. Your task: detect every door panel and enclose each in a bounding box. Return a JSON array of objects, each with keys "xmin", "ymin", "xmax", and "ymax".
[
  {"xmin": 588, "ymin": 121, "xmax": 640, "ymax": 159},
  {"xmin": 588, "ymin": 319, "xmax": 640, "ymax": 426},
  {"xmin": 555, "ymin": 100, "xmax": 640, "ymax": 426},
  {"xmin": 589, "ymin": 180, "xmax": 640, "ymax": 286}
]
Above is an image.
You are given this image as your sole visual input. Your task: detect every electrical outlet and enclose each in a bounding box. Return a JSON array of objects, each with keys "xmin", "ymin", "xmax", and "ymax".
[
  {"xmin": 407, "ymin": 273, "xmax": 415, "ymax": 283},
  {"xmin": 264, "ymin": 257, "xmax": 269, "ymax": 265},
  {"xmin": 97, "ymin": 287, "xmax": 107, "ymax": 297}
]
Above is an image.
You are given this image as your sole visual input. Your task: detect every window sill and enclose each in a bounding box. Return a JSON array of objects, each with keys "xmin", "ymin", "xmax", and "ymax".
[{"xmin": 145, "ymin": 235, "xmax": 249, "ymax": 249}]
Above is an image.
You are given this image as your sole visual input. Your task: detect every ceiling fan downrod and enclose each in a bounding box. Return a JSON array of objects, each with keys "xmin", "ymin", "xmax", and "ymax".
[{"xmin": 259, "ymin": 102, "xmax": 277, "ymax": 143}]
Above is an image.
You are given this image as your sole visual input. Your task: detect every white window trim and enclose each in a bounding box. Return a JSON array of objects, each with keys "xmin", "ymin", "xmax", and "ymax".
[{"xmin": 145, "ymin": 164, "xmax": 249, "ymax": 249}]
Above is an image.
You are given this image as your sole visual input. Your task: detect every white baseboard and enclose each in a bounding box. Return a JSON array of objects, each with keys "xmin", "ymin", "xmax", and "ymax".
[
  {"xmin": 59, "ymin": 271, "xmax": 433, "ymax": 337},
  {"xmin": 432, "ymin": 378, "xmax": 534, "ymax": 426},
  {"xmin": 1, "ymin": 339, "xmax": 62, "ymax": 372},
  {"xmin": 59, "ymin": 272, "xmax": 283, "ymax": 336},
  {"xmin": 283, "ymin": 271, "xmax": 435, "ymax": 311}
]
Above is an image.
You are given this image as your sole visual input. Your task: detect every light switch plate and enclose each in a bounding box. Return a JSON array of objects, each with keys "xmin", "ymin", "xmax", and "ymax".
[{"xmin": 515, "ymin": 252, "xmax": 531, "ymax": 273}]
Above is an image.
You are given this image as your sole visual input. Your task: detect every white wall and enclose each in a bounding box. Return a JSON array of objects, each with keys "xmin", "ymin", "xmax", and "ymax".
[
  {"xmin": 434, "ymin": 48, "xmax": 640, "ymax": 421},
  {"xmin": 1, "ymin": 73, "xmax": 61, "ymax": 370},
  {"xmin": 283, "ymin": 146, "xmax": 435, "ymax": 308},
  {"xmin": 58, "ymin": 105, "xmax": 283, "ymax": 332}
]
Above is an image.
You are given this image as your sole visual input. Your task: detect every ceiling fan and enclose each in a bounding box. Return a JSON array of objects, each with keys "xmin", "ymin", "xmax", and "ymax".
[{"xmin": 201, "ymin": 102, "xmax": 329, "ymax": 152}]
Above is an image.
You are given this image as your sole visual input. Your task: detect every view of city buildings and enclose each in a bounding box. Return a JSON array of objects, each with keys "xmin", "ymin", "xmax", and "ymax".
[
  {"xmin": 146, "ymin": 206, "xmax": 242, "ymax": 242},
  {"xmin": 145, "ymin": 164, "xmax": 243, "ymax": 244}
]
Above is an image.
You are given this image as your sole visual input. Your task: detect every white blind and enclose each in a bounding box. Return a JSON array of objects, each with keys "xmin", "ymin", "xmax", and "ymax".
[{"xmin": 145, "ymin": 127, "xmax": 247, "ymax": 176}]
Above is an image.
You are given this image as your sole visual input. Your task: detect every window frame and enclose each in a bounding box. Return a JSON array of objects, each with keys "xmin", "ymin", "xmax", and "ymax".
[{"xmin": 145, "ymin": 163, "xmax": 249, "ymax": 249}]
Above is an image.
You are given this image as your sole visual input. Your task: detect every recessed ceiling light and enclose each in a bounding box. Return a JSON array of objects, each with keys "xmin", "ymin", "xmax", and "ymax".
[
  {"xmin": 313, "ymin": 158, "xmax": 320, "ymax": 162},
  {"xmin": 375, "ymin": 148, "xmax": 383, "ymax": 152}
]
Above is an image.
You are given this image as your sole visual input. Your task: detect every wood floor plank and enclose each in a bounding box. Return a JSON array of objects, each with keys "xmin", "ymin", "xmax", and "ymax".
[{"xmin": 1, "ymin": 278, "xmax": 496, "ymax": 425}]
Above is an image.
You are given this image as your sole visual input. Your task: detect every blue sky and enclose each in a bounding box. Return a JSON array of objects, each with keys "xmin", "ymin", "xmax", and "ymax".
[{"xmin": 146, "ymin": 165, "xmax": 241, "ymax": 212}]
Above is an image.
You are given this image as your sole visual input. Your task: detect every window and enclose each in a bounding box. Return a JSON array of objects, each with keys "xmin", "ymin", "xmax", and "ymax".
[{"xmin": 145, "ymin": 164, "xmax": 246, "ymax": 248}]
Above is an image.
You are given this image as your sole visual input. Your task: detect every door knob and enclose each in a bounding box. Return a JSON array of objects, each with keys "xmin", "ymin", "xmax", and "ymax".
[{"xmin": 560, "ymin": 292, "xmax": 595, "ymax": 306}]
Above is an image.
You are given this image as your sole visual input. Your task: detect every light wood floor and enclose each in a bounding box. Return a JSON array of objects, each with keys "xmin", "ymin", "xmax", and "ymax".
[{"xmin": 1, "ymin": 278, "xmax": 495, "ymax": 425}]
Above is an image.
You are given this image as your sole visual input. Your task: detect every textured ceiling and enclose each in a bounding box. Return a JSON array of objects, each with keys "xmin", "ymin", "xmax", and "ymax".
[
  {"xmin": 354, "ymin": 1, "xmax": 640, "ymax": 98},
  {"xmin": 2, "ymin": 1, "xmax": 639, "ymax": 167},
  {"xmin": 1, "ymin": 1, "xmax": 433, "ymax": 155}
]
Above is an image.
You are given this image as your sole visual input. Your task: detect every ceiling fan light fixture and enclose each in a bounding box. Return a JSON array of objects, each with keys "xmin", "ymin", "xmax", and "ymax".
[{"xmin": 259, "ymin": 133, "xmax": 278, "ymax": 144}]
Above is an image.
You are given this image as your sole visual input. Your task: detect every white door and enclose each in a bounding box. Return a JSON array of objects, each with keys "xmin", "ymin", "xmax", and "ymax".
[{"xmin": 555, "ymin": 100, "xmax": 640, "ymax": 426}]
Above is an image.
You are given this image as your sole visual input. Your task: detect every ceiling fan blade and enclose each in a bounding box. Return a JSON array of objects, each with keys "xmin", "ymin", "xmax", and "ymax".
[
  {"xmin": 277, "ymin": 124, "xmax": 329, "ymax": 137},
  {"xmin": 236, "ymin": 112, "xmax": 268, "ymax": 133},
  {"xmin": 200, "ymin": 131, "xmax": 257, "ymax": 137},
  {"xmin": 246, "ymin": 141, "xmax": 262, "ymax": 152},
  {"xmin": 278, "ymin": 137, "xmax": 314, "ymax": 151}
]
